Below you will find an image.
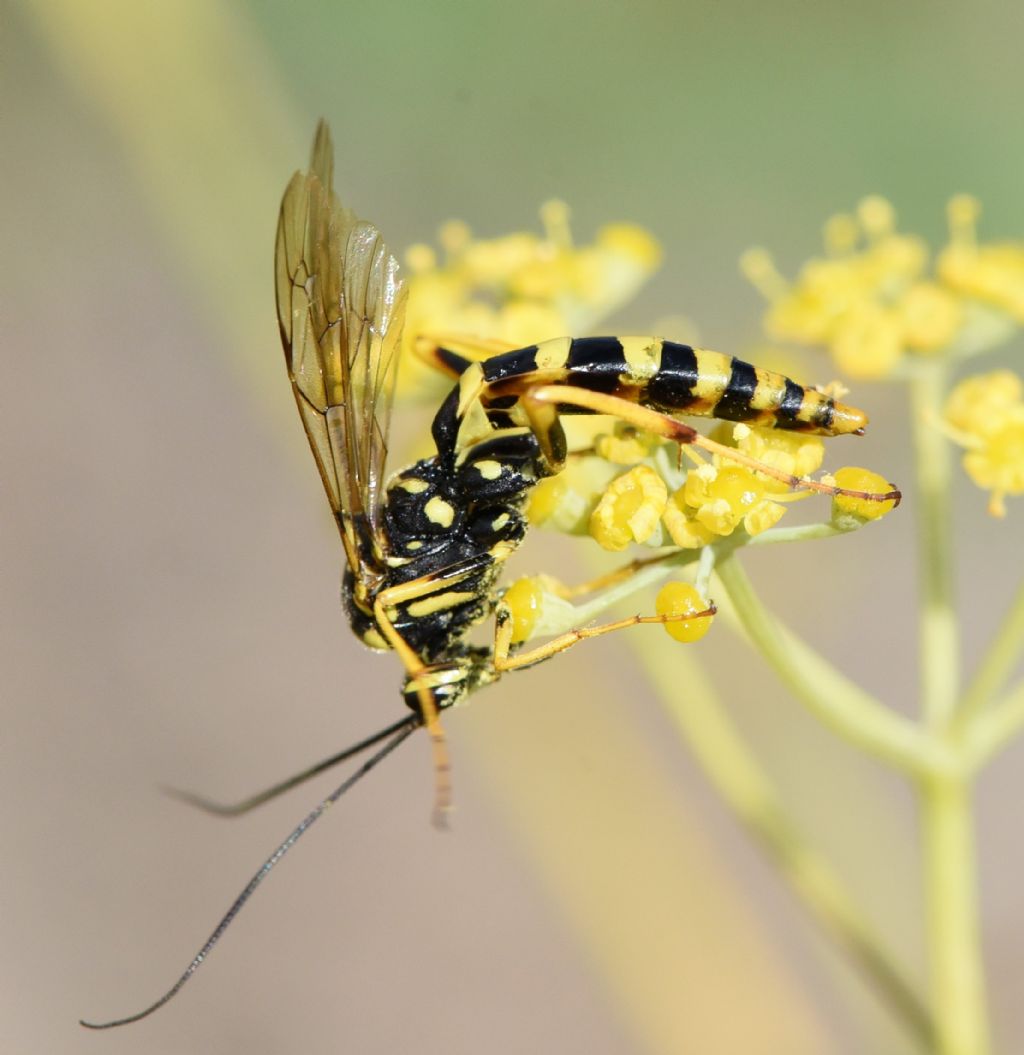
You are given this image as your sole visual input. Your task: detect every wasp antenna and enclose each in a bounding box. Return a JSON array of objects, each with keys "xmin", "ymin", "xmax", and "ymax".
[
  {"xmin": 80, "ymin": 714, "xmax": 421, "ymax": 1030},
  {"xmin": 162, "ymin": 713, "xmax": 422, "ymax": 817}
]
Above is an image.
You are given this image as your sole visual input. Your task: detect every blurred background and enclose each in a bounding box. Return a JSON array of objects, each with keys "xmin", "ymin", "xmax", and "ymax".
[{"xmin": 4, "ymin": 1, "xmax": 1023, "ymax": 1052}]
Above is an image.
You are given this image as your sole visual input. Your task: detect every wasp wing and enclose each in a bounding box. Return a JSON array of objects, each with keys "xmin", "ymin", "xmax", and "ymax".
[{"xmin": 275, "ymin": 121, "xmax": 407, "ymax": 574}]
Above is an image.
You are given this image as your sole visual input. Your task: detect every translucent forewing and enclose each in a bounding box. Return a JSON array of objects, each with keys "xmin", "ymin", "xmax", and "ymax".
[{"xmin": 275, "ymin": 121, "xmax": 407, "ymax": 577}]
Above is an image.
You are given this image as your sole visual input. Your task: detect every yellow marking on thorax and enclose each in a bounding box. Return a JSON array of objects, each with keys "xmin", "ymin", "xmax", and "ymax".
[
  {"xmin": 474, "ymin": 459, "xmax": 503, "ymax": 480},
  {"xmin": 398, "ymin": 477, "xmax": 429, "ymax": 494},
  {"xmin": 491, "ymin": 512, "xmax": 510, "ymax": 531},
  {"xmin": 406, "ymin": 539, "xmax": 424, "ymax": 550},
  {"xmin": 691, "ymin": 348, "xmax": 734, "ymax": 410},
  {"xmin": 619, "ymin": 337, "xmax": 663, "ymax": 385},
  {"xmin": 362, "ymin": 627, "xmax": 389, "ymax": 650},
  {"xmin": 406, "ymin": 590, "xmax": 477, "ymax": 618},
  {"xmin": 534, "ymin": 337, "xmax": 572, "ymax": 370},
  {"xmin": 424, "ymin": 496, "xmax": 455, "ymax": 527}
]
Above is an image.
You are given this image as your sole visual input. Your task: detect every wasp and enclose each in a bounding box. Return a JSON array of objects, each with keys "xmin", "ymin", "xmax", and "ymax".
[{"xmin": 82, "ymin": 122, "xmax": 899, "ymax": 1029}]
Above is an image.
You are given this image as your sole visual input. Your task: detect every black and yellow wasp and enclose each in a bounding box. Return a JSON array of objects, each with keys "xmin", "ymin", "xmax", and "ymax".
[{"xmin": 82, "ymin": 122, "xmax": 898, "ymax": 1029}]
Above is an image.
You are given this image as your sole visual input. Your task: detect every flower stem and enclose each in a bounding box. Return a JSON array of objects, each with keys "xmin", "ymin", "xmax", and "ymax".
[
  {"xmin": 921, "ymin": 773, "xmax": 990, "ymax": 1055},
  {"xmin": 639, "ymin": 641, "xmax": 933, "ymax": 1049},
  {"xmin": 909, "ymin": 363, "xmax": 960, "ymax": 728},
  {"xmin": 909, "ymin": 361, "xmax": 990, "ymax": 1055},
  {"xmin": 967, "ymin": 675, "xmax": 1024, "ymax": 769},
  {"xmin": 956, "ymin": 577, "xmax": 1024, "ymax": 729},
  {"xmin": 715, "ymin": 553, "xmax": 941, "ymax": 777}
]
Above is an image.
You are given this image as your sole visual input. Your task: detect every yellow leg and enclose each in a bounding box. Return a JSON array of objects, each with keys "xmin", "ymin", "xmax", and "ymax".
[
  {"xmin": 536, "ymin": 551, "xmax": 683, "ymax": 601},
  {"xmin": 372, "ymin": 550, "xmax": 513, "ymax": 822},
  {"xmin": 371, "ymin": 597, "xmax": 452, "ymax": 824},
  {"xmin": 522, "ymin": 384, "xmax": 901, "ymax": 505},
  {"xmin": 492, "ymin": 598, "xmax": 716, "ymax": 673}
]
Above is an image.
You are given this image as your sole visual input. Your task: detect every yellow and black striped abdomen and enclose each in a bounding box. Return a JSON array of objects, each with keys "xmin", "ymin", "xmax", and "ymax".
[{"xmin": 478, "ymin": 336, "xmax": 867, "ymax": 436}]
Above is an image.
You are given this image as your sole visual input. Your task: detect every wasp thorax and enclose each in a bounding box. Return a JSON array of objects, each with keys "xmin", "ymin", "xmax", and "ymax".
[{"xmin": 385, "ymin": 462, "xmax": 464, "ymax": 542}]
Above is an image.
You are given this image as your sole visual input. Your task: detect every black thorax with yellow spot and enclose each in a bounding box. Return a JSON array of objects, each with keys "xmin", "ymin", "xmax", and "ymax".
[{"xmin": 342, "ymin": 424, "xmax": 545, "ymax": 663}]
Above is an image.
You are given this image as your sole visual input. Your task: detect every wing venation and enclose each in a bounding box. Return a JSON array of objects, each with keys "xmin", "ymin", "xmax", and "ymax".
[{"xmin": 275, "ymin": 121, "xmax": 407, "ymax": 577}]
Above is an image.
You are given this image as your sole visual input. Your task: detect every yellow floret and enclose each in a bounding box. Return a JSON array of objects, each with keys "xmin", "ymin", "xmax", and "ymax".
[
  {"xmin": 831, "ymin": 467, "xmax": 899, "ymax": 521},
  {"xmin": 502, "ymin": 577, "xmax": 544, "ymax": 644},
  {"xmin": 944, "ymin": 371, "xmax": 1023, "ymax": 437},
  {"xmin": 595, "ymin": 426, "xmax": 656, "ymax": 465},
  {"xmin": 829, "ymin": 301, "xmax": 904, "ymax": 379},
  {"xmin": 962, "ymin": 412, "xmax": 1024, "ymax": 517},
  {"xmin": 655, "ymin": 582, "xmax": 714, "ymax": 643},
  {"xmin": 897, "ymin": 282, "xmax": 963, "ymax": 352},
  {"xmin": 590, "ymin": 466, "xmax": 668, "ymax": 551},
  {"xmin": 719, "ymin": 424, "xmax": 825, "ymax": 493},
  {"xmin": 662, "ymin": 488, "xmax": 716, "ymax": 549}
]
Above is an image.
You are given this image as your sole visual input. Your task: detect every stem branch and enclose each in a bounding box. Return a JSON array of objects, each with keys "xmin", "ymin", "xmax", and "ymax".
[
  {"xmin": 715, "ymin": 553, "xmax": 942, "ymax": 777},
  {"xmin": 634, "ymin": 638, "xmax": 933, "ymax": 1048},
  {"xmin": 921, "ymin": 773, "xmax": 990, "ymax": 1055},
  {"xmin": 909, "ymin": 364, "xmax": 960, "ymax": 728},
  {"xmin": 957, "ymin": 577, "xmax": 1024, "ymax": 730}
]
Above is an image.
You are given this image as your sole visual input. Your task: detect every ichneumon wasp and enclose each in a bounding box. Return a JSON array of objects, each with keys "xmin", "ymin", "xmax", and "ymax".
[{"xmin": 81, "ymin": 121, "xmax": 899, "ymax": 1029}]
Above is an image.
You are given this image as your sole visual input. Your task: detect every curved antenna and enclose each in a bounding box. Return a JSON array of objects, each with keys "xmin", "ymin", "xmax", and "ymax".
[
  {"xmin": 80, "ymin": 713, "xmax": 421, "ymax": 1030},
  {"xmin": 162, "ymin": 713, "xmax": 419, "ymax": 817}
]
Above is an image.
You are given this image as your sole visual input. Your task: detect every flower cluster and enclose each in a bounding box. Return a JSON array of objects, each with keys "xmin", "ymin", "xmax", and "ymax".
[
  {"xmin": 943, "ymin": 370, "xmax": 1024, "ymax": 516},
  {"xmin": 742, "ymin": 195, "xmax": 1024, "ymax": 380},
  {"xmin": 398, "ymin": 202, "xmax": 661, "ymax": 399},
  {"xmin": 398, "ymin": 203, "xmax": 899, "ymax": 648},
  {"xmin": 528, "ymin": 420, "xmax": 893, "ymax": 553}
]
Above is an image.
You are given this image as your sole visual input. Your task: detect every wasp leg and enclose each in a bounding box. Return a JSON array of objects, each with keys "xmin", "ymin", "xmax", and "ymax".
[
  {"xmin": 529, "ymin": 551, "xmax": 685, "ymax": 602},
  {"xmin": 371, "ymin": 550, "xmax": 515, "ymax": 822},
  {"xmin": 370, "ymin": 595, "xmax": 452, "ymax": 823},
  {"xmin": 522, "ymin": 384, "xmax": 901, "ymax": 505},
  {"xmin": 492, "ymin": 597, "xmax": 716, "ymax": 673}
]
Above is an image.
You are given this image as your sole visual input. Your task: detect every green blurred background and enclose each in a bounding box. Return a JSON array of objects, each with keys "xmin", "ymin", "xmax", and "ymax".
[{"xmin": 4, "ymin": 2, "xmax": 1023, "ymax": 1052}]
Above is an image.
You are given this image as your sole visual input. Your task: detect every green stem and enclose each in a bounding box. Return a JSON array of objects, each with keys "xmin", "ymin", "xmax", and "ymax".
[
  {"xmin": 967, "ymin": 675, "xmax": 1024, "ymax": 769},
  {"xmin": 909, "ymin": 361, "xmax": 990, "ymax": 1054},
  {"xmin": 956, "ymin": 577, "xmax": 1024, "ymax": 729},
  {"xmin": 715, "ymin": 553, "xmax": 943, "ymax": 778},
  {"xmin": 921, "ymin": 773, "xmax": 990, "ymax": 1055},
  {"xmin": 748, "ymin": 521, "xmax": 855, "ymax": 546},
  {"xmin": 909, "ymin": 363, "xmax": 960, "ymax": 727},
  {"xmin": 639, "ymin": 642, "xmax": 933, "ymax": 1049}
]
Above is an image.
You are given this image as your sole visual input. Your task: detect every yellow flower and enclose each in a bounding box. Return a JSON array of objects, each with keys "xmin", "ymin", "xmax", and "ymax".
[
  {"xmin": 714, "ymin": 422, "xmax": 825, "ymax": 494},
  {"xmin": 655, "ymin": 582, "xmax": 715, "ymax": 643},
  {"xmin": 830, "ymin": 467, "xmax": 900, "ymax": 522},
  {"xmin": 937, "ymin": 196, "xmax": 1024, "ymax": 322},
  {"xmin": 527, "ymin": 457, "xmax": 621, "ymax": 535},
  {"xmin": 590, "ymin": 465, "xmax": 668, "ymax": 551},
  {"xmin": 962, "ymin": 414, "xmax": 1024, "ymax": 517},
  {"xmin": 397, "ymin": 203, "xmax": 661, "ymax": 398},
  {"xmin": 944, "ymin": 370, "xmax": 1022, "ymax": 436},
  {"xmin": 594, "ymin": 424, "xmax": 657, "ymax": 465},
  {"xmin": 742, "ymin": 195, "xmax": 1002, "ymax": 379},
  {"xmin": 944, "ymin": 370, "xmax": 1024, "ymax": 516}
]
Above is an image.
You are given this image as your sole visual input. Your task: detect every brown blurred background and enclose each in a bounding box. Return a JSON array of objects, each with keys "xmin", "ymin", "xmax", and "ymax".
[{"xmin": 3, "ymin": 2, "xmax": 1023, "ymax": 1052}]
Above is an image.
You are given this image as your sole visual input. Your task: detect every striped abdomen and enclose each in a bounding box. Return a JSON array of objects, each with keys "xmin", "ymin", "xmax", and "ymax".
[{"xmin": 476, "ymin": 336, "xmax": 867, "ymax": 436}]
